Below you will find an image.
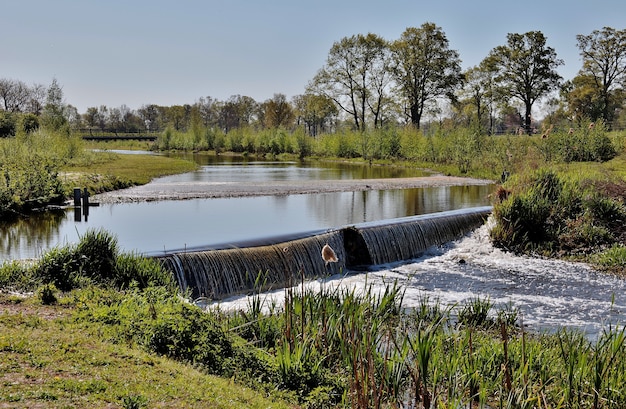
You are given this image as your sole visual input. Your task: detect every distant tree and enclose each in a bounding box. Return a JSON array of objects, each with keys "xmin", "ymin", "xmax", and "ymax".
[
  {"xmin": 576, "ymin": 27, "xmax": 626, "ymax": 125},
  {"xmin": 41, "ymin": 78, "xmax": 68, "ymax": 131},
  {"xmin": 292, "ymin": 93, "xmax": 338, "ymax": 136},
  {"xmin": 83, "ymin": 107, "xmax": 99, "ymax": 134},
  {"xmin": 26, "ymin": 83, "xmax": 46, "ymax": 115},
  {"xmin": 65, "ymin": 104, "xmax": 82, "ymax": 130},
  {"xmin": 109, "ymin": 107, "xmax": 122, "ymax": 133},
  {"xmin": 97, "ymin": 105, "xmax": 109, "ymax": 132},
  {"xmin": 196, "ymin": 96, "xmax": 219, "ymax": 128},
  {"xmin": 263, "ymin": 93, "xmax": 295, "ymax": 128},
  {"xmin": 486, "ymin": 31, "xmax": 563, "ymax": 134},
  {"xmin": 390, "ymin": 23, "xmax": 462, "ymax": 129},
  {"xmin": 308, "ymin": 33, "xmax": 390, "ymax": 131},
  {"xmin": 0, "ymin": 78, "xmax": 32, "ymax": 112},
  {"xmin": 218, "ymin": 95, "xmax": 258, "ymax": 132},
  {"xmin": 137, "ymin": 104, "xmax": 160, "ymax": 132}
]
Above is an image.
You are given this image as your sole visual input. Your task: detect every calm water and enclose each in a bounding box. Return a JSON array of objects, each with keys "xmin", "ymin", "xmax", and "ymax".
[{"xmin": 0, "ymin": 155, "xmax": 494, "ymax": 260}]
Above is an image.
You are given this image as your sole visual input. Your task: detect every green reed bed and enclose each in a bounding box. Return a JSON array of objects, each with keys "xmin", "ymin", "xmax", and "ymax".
[{"xmin": 217, "ymin": 280, "xmax": 626, "ymax": 408}]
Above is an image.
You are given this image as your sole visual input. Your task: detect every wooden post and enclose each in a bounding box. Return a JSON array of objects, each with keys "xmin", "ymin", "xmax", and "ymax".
[
  {"xmin": 73, "ymin": 188, "xmax": 81, "ymax": 206},
  {"xmin": 82, "ymin": 188, "xmax": 89, "ymax": 208}
]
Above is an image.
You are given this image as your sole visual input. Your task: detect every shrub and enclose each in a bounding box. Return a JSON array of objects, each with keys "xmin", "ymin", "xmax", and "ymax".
[
  {"xmin": 75, "ymin": 228, "xmax": 118, "ymax": 283},
  {"xmin": 36, "ymin": 283, "xmax": 58, "ymax": 305}
]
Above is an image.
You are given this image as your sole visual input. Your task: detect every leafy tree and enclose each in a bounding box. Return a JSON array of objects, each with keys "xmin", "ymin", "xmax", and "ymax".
[
  {"xmin": 562, "ymin": 74, "xmax": 605, "ymax": 121},
  {"xmin": 138, "ymin": 104, "xmax": 161, "ymax": 132},
  {"xmin": 308, "ymin": 33, "xmax": 390, "ymax": 131},
  {"xmin": 486, "ymin": 31, "xmax": 563, "ymax": 134},
  {"xmin": 390, "ymin": 22, "xmax": 462, "ymax": 129},
  {"xmin": 576, "ymin": 27, "xmax": 626, "ymax": 125},
  {"xmin": 196, "ymin": 96, "xmax": 219, "ymax": 128},
  {"xmin": 292, "ymin": 93, "xmax": 338, "ymax": 136},
  {"xmin": 262, "ymin": 93, "xmax": 295, "ymax": 129},
  {"xmin": 457, "ymin": 62, "xmax": 500, "ymax": 133},
  {"xmin": 40, "ymin": 78, "xmax": 68, "ymax": 131},
  {"xmin": 218, "ymin": 95, "xmax": 258, "ymax": 132},
  {"xmin": 83, "ymin": 107, "xmax": 99, "ymax": 134}
]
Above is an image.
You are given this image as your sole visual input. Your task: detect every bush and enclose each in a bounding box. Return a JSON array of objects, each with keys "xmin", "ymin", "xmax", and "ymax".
[
  {"xmin": 15, "ymin": 229, "xmax": 176, "ymax": 293},
  {"xmin": 492, "ymin": 168, "xmax": 626, "ymax": 256}
]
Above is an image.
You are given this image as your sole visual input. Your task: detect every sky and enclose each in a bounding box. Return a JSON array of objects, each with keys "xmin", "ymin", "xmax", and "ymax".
[{"xmin": 3, "ymin": 0, "xmax": 626, "ymax": 113}]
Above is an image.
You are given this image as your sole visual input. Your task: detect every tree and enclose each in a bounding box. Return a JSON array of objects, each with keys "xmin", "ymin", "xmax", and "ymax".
[
  {"xmin": 218, "ymin": 95, "xmax": 258, "ymax": 132},
  {"xmin": 263, "ymin": 93, "xmax": 295, "ymax": 128},
  {"xmin": 0, "ymin": 78, "xmax": 32, "ymax": 112},
  {"xmin": 390, "ymin": 23, "xmax": 462, "ymax": 129},
  {"xmin": 576, "ymin": 27, "xmax": 626, "ymax": 125},
  {"xmin": 196, "ymin": 96, "xmax": 219, "ymax": 128},
  {"xmin": 293, "ymin": 93, "xmax": 338, "ymax": 136},
  {"xmin": 41, "ymin": 78, "xmax": 68, "ymax": 131},
  {"xmin": 457, "ymin": 63, "xmax": 498, "ymax": 133},
  {"xmin": 138, "ymin": 104, "xmax": 161, "ymax": 132},
  {"xmin": 308, "ymin": 33, "xmax": 390, "ymax": 131},
  {"xmin": 486, "ymin": 31, "xmax": 563, "ymax": 134}
]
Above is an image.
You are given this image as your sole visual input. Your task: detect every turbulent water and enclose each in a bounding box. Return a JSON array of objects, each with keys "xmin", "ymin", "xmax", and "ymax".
[{"xmin": 211, "ymin": 219, "xmax": 626, "ymax": 339}]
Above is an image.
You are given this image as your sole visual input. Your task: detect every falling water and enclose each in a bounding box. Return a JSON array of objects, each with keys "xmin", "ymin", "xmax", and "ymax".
[
  {"xmin": 157, "ymin": 207, "xmax": 492, "ymax": 299},
  {"xmin": 213, "ymin": 217, "xmax": 626, "ymax": 338},
  {"xmin": 158, "ymin": 231, "xmax": 346, "ymax": 299}
]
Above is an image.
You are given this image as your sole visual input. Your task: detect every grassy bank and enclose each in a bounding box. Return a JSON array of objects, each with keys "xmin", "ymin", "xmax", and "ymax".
[
  {"xmin": 0, "ymin": 296, "xmax": 292, "ymax": 409},
  {"xmin": 60, "ymin": 150, "xmax": 198, "ymax": 194},
  {"xmin": 2, "ymin": 231, "xmax": 625, "ymax": 408}
]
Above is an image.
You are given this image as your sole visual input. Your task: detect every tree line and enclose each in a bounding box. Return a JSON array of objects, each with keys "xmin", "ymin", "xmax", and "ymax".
[{"xmin": 1, "ymin": 24, "xmax": 626, "ymax": 137}]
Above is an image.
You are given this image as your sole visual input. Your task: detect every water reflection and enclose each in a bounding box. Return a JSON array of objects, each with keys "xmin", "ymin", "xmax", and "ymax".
[
  {"xmin": 0, "ymin": 155, "xmax": 494, "ymax": 260},
  {"xmin": 1, "ymin": 184, "xmax": 494, "ymax": 260}
]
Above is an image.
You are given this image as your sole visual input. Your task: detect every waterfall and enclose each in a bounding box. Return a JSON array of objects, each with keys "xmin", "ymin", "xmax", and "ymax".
[
  {"xmin": 156, "ymin": 206, "xmax": 492, "ymax": 299},
  {"xmin": 157, "ymin": 230, "xmax": 345, "ymax": 299},
  {"xmin": 348, "ymin": 206, "xmax": 492, "ymax": 266}
]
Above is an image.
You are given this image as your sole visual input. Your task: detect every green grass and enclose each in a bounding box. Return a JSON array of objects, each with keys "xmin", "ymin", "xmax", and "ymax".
[
  {"xmin": 61, "ymin": 151, "xmax": 198, "ymax": 194},
  {"xmin": 0, "ymin": 296, "xmax": 292, "ymax": 409}
]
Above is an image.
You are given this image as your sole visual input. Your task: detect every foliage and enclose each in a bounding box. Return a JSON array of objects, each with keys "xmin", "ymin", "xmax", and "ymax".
[
  {"xmin": 485, "ymin": 31, "xmax": 563, "ymax": 134},
  {"xmin": 575, "ymin": 27, "xmax": 626, "ymax": 124},
  {"xmin": 0, "ymin": 129, "xmax": 82, "ymax": 217},
  {"xmin": 491, "ymin": 168, "xmax": 626, "ymax": 256},
  {"xmin": 308, "ymin": 33, "xmax": 390, "ymax": 131},
  {"xmin": 0, "ymin": 229, "xmax": 175, "ymax": 292},
  {"xmin": 390, "ymin": 22, "xmax": 462, "ymax": 128}
]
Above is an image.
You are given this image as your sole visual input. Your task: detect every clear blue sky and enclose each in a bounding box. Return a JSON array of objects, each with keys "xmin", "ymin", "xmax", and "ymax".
[{"xmin": 3, "ymin": 0, "xmax": 625, "ymax": 113}]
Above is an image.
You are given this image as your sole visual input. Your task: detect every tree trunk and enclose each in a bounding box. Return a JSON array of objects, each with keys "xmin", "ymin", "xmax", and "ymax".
[{"xmin": 524, "ymin": 103, "xmax": 533, "ymax": 135}]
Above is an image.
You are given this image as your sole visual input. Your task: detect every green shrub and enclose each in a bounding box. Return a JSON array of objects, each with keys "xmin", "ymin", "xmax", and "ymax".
[
  {"xmin": 36, "ymin": 283, "xmax": 58, "ymax": 305},
  {"xmin": 76, "ymin": 228, "xmax": 118, "ymax": 283}
]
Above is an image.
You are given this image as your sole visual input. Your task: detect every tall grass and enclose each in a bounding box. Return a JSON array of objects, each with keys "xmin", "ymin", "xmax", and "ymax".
[{"xmin": 0, "ymin": 228, "xmax": 176, "ymax": 293}]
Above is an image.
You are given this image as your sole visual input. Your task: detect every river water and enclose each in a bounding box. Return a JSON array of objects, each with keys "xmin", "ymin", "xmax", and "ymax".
[
  {"xmin": 213, "ymin": 219, "xmax": 626, "ymax": 339},
  {"xmin": 0, "ymin": 155, "xmax": 492, "ymax": 260},
  {"xmin": 2, "ymin": 152, "xmax": 625, "ymax": 337}
]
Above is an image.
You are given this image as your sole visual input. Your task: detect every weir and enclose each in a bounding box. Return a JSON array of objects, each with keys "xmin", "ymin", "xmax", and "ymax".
[{"xmin": 156, "ymin": 206, "xmax": 492, "ymax": 300}]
